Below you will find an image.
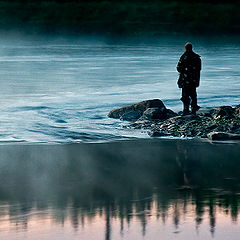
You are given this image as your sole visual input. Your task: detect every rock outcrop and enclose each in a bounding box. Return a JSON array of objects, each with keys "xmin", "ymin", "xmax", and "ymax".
[
  {"xmin": 108, "ymin": 100, "xmax": 240, "ymax": 141},
  {"xmin": 207, "ymin": 132, "xmax": 240, "ymax": 141},
  {"xmin": 108, "ymin": 99, "xmax": 177, "ymax": 121}
]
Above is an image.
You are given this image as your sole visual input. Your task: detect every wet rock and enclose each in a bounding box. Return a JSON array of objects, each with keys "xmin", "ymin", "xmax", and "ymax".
[
  {"xmin": 234, "ymin": 104, "xmax": 240, "ymax": 117},
  {"xmin": 142, "ymin": 107, "xmax": 177, "ymax": 121},
  {"xmin": 142, "ymin": 107, "xmax": 165, "ymax": 120},
  {"xmin": 108, "ymin": 99, "xmax": 166, "ymax": 121},
  {"xmin": 167, "ymin": 116, "xmax": 182, "ymax": 124},
  {"xmin": 207, "ymin": 132, "xmax": 240, "ymax": 141},
  {"xmin": 149, "ymin": 130, "xmax": 168, "ymax": 137},
  {"xmin": 198, "ymin": 108, "xmax": 214, "ymax": 117},
  {"xmin": 213, "ymin": 106, "xmax": 234, "ymax": 119},
  {"xmin": 206, "ymin": 124, "xmax": 218, "ymax": 131},
  {"xmin": 165, "ymin": 109, "xmax": 178, "ymax": 119},
  {"xmin": 109, "ymin": 100, "xmax": 240, "ymax": 140},
  {"xmin": 181, "ymin": 114, "xmax": 201, "ymax": 121},
  {"xmin": 120, "ymin": 110, "xmax": 141, "ymax": 121},
  {"xmin": 230, "ymin": 122, "xmax": 240, "ymax": 131}
]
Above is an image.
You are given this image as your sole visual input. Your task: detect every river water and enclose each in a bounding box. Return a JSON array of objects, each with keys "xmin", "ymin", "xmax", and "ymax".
[
  {"xmin": 0, "ymin": 139, "xmax": 240, "ymax": 240},
  {"xmin": 0, "ymin": 37, "xmax": 239, "ymax": 143}
]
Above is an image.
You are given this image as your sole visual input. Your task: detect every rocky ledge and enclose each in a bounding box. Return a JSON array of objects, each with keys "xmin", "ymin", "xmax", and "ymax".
[{"xmin": 108, "ymin": 99, "xmax": 240, "ymax": 141}]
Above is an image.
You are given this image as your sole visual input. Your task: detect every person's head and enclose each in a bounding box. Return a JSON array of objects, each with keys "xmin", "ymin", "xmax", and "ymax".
[{"xmin": 185, "ymin": 42, "xmax": 193, "ymax": 52}]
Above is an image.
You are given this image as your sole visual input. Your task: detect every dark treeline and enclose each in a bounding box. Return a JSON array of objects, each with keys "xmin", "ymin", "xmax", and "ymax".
[
  {"xmin": 5, "ymin": 0, "xmax": 240, "ymax": 3},
  {"xmin": 0, "ymin": 0, "xmax": 239, "ymax": 36}
]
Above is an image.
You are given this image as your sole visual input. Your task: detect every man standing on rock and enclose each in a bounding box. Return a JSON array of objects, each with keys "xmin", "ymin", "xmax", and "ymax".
[{"xmin": 177, "ymin": 42, "xmax": 201, "ymax": 115}]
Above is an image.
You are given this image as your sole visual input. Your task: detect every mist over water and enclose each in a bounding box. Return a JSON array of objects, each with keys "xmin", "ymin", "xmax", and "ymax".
[
  {"xmin": 0, "ymin": 36, "xmax": 239, "ymax": 143},
  {"xmin": 0, "ymin": 139, "xmax": 240, "ymax": 240}
]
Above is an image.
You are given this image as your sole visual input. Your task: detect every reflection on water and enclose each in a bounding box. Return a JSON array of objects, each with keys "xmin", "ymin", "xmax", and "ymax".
[{"xmin": 0, "ymin": 139, "xmax": 240, "ymax": 239}]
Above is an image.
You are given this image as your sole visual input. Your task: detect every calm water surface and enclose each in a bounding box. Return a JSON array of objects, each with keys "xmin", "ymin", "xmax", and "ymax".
[
  {"xmin": 0, "ymin": 38, "xmax": 239, "ymax": 143},
  {"xmin": 0, "ymin": 139, "xmax": 240, "ymax": 240}
]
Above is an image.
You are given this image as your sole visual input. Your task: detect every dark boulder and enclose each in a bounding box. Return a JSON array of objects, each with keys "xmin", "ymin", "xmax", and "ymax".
[
  {"xmin": 234, "ymin": 104, "xmax": 240, "ymax": 118},
  {"xmin": 108, "ymin": 99, "xmax": 167, "ymax": 121},
  {"xmin": 142, "ymin": 108, "xmax": 163, "ymax": 120},
  {"xmin": 142, "ymin": 108, "xmax": 178, "ymax": 121},
  {"xmin": 207, "ymin": 132, "xmax": 240, "ymax": 141},
  {"xmin": 120, "ymin": 110, "xmax": 141, "ymax": 121},
  {"xmin": 213, "ymin": 106, "xmax": 234, "ymax": 119},
  {"xmin": 165, "ymin": 109, "xmax": 178, "ymax": 119}
]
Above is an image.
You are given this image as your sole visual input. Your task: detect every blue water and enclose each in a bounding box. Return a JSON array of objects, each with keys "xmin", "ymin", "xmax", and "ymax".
[{"xmin": 0, "ymin": 38, "xmax": 239, "ymax": 143}]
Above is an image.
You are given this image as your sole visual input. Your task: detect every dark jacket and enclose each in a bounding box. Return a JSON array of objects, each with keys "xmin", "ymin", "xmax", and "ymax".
[{"xmin": 177, "ymin": 51, "xmax": 201, "ymax": 88}]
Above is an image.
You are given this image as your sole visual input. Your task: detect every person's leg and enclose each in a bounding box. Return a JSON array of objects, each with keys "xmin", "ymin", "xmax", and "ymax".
[
  {"xmin": 190, "ymin": 87, "xmax": 199, "ymax": 114},
  {"xmin": 181, "ymin": 88, "xmax": 190, "ymax": 115}
]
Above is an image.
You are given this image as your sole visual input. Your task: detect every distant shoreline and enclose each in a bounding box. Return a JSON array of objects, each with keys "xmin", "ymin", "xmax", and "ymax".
[{"xmin": 0, "ymin": 0, "xmax": 239, "ymax": 37}]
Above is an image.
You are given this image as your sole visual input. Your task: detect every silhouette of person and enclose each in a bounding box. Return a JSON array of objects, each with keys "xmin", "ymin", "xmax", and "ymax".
[{"xmin": 177, "ymin": 42, "xmax": 201, "ymax": 115}]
